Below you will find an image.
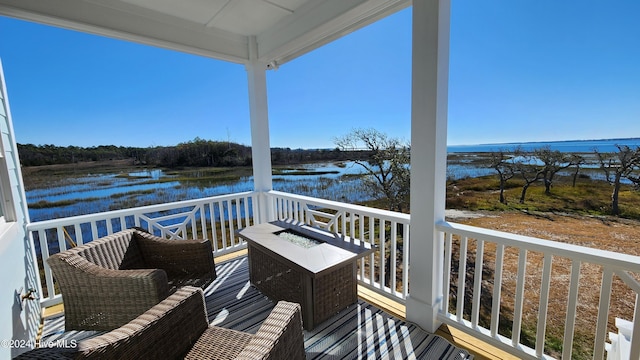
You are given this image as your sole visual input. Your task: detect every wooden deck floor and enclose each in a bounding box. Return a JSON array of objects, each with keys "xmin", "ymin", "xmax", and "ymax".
[
  {"xmin": 357, "ymin": 280, "xmax": 518, "ymax": 360},
  {"xmin": 40, "ymin": 250, "xmax": 510, "ymax": 359}
]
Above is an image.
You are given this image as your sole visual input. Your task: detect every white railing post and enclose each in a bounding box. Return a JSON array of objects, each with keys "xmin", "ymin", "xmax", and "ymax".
[
  {"xmin": 607, "ymin": 317, "xmax": 636, "ymax": 360},
  {"xmin": 246, "ymin": 36, "xmax": 273, "ymax": 224},
  {"xmin": 405, "ymin": 0, "xmax": 451, "ymax": 333},
  {"xmin": 630, "ymin": 294, "xmax": 640, "ymax": 359}
]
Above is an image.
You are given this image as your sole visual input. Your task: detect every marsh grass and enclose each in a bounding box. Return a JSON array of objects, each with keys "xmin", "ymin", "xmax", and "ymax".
[
  {"xmin": 109, "ymin": 189, "xmax": 155, "ymax": 199},
  {"xmin": 115, "ymin": 174, "xmax": 152, "ymax": 179},
  {"xmin": 447, "ymin": 174, "xmax": 640, "ymax": 219},
  {"xmin": 29, "ymin": 198, "xmax": 101, "ymax": 209}
]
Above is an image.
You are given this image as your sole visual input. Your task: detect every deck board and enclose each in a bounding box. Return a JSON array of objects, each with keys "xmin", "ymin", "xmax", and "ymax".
[
  {"xmin": 355, "ymin": 286, "xmax": 518, "ymax": 360},
  {"xmin": 40, "ymin": 253, "xmax": 474, "ymax": 359},
  {"xmin": 435, "ymin": 325, "xmax": 520, "ymax": 360}
]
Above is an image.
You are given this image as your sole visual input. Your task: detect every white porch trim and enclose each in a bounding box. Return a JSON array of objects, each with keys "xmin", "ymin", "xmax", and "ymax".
[
  {"xmin": 405, "ymin": 0, "xmax": 450, "ymax": 332},
  {"xmin": 246, "ymin": 36, "xmax": 274, "ymax": 224}
]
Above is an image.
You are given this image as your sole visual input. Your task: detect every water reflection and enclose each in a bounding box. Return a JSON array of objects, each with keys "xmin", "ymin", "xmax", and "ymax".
[
  {"xmin": 26, "ymin": 160, "xmax": 498, "ymax": 222},
  {"xmin": 26, "ymin": 162, "xmax": 373, "ymax": 222},
  {"xmin": 127, "ymin": 169, "xmax": 165, "ymax": 179}
]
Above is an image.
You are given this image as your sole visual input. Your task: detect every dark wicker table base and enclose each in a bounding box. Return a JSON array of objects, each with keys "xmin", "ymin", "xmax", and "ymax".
[{"xmin": 248, "ymin": 243, "xmax": 357, "ymax": 330}]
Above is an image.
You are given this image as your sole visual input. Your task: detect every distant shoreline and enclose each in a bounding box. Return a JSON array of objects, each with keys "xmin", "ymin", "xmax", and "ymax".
[
  {"xmin": 447, "ymin": 137, "xmax": 640, "ymax": 153},
  {"xmin": 451, "ymin": 136, "xmax": 640, "ymax": 147},
  {"xmin": 18, "ymin": 138, "xmax": 640, "ymax": 171}
]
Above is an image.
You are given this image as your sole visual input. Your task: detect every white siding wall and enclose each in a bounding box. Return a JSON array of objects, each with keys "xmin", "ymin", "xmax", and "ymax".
[{"xmin": 0, "ymin": 60, "xmax": 40, "ymax": 358}]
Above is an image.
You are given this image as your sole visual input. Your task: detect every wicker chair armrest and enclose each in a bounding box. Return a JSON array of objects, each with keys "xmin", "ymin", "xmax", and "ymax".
[
  {"xmin": 17, "ymin": 287, "xmax": 207, "ymax": 360},
  {"xmin": 52, "ymin": 254, "xmax": 169, "ymax": 292},
  {"xmin": 133, "ymin": 230, "xmax": 215, "ymax": 277},
  {"xmin": 76, "ymin": 286, "xmax": 208, "ymax": 360},
  {"xmin": 236, "ymin": 301, "xmax": 305, "ymax": 360},
  {"xmin": 48, "ymin": 254, "xmax": 170, "ymax": 330}
]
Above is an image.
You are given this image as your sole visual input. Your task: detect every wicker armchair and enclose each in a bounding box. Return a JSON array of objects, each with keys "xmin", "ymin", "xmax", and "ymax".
[
  {"xmin": 16, "ymin": 287, "xmax": 305, "ymax": 360},
  {"xmin": 47, "ymin": 228, "xmax": 217, "ymax": 331}
]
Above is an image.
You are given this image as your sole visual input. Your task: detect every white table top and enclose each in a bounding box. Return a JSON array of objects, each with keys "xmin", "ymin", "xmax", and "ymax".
[{"xmin": 237, "ymin": 220, "xmax": 375, "ymax": 276}]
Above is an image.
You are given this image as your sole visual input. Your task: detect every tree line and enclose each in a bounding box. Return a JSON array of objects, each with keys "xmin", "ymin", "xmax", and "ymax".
[{"xmin": 17, "ymin": 138, "xmax": 360, "ymax": 168}]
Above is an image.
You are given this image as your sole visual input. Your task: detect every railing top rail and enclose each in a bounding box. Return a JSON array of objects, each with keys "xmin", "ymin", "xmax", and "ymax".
[
  {"xmin": 267, "ymin": 190, "xmax": 410, "ymax": 222},
  {"xmin": 26, "ymin": 191, "xmax": 256, "ymax": 230},
  {"xmin": 437, "ymin": 220, "xmax": 640, "ymax": 272}
]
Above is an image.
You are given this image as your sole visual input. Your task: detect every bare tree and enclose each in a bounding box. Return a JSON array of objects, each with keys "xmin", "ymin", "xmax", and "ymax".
[
  {"xmin": 535, "ymin": 146, "xmax": 576, "ymax": 195},
  {"xmin": 489, "ymin": 149, "xmax": 515, "ymax": 204},
  {"xmin": 334, "ymin": 128, "xmax": 410, "ymax": 212},
  {"xmin": 512, "ymin": 148, "xmax": 545, "ymax": 204},
  {"xmin": 595, "ymin": 145, "xmax": 640, "ymax": 215},
  {"xmin": 569, "ymin": 154, "xmax": 586, "ymax": 187}
]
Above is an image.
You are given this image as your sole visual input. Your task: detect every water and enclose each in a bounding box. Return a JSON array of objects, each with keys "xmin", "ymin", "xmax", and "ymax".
[
  {"xmin": 26, "ymin": 138, "xmax": 640, "ymax": 222},
  {"xmin": 26, "ymin": 161, "xmax": 371, "ymax": 222},
  {"xmin": 448, "ymin": 138, "xmax": 640, "ymax": 153}
]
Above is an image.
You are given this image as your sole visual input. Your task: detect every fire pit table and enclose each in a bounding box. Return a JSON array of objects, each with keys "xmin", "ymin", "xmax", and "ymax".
[{"xmin": 238, "ymin": 220, "xmax": 375, "ymax": 330}]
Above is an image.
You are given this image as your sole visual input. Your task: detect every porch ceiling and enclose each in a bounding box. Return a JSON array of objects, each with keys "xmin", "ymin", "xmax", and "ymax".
[{"xmin": 0, "ymin": 0, "xmax": 408, "ymax": 66}]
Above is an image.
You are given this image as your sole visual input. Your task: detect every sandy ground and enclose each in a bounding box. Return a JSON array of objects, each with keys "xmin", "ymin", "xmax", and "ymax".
[
  {"xmin": 445, "ymin": 209, "xmax": 495, "ymax": 220},
  {"xmin": 445, "ymin": 210, "xmax": 640, "ymax": 358},
  {"xmin": 451, "ymin": 210, "xmax": 640, "ymax": 256}
]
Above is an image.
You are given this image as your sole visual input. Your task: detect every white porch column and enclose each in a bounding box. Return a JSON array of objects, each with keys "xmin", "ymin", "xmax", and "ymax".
[
  {"xmin": 405, "ymin": 0, "xmax": 450, "ymax": 332},
  {"xmin": 246, "ymin": 36, "xmax": 273, "ymax": 223}
]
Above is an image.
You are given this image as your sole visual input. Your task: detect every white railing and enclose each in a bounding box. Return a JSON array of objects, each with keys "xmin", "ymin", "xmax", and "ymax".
[
  {"xmin": 27, "ymin": 192, "xmax": 256, "ymax": 307},
  {"xmin": 437, "ymin": 220, "xmax": 640, "ymax": 360},
  {"xmin": 28, "ymin": 188, "xmax": 639, "ymax": 359},
  {"xmin": 607, "ymin": 318, "xmax": 634, "ymax": 360},
  {"xmin": 266, "ymin": 190, "xmax": 410, "ymax": 302}
]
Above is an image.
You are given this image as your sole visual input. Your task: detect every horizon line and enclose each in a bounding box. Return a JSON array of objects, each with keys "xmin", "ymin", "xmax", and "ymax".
[{"xmin": 17, "ymin": 136, "xmax": 640, "ymax": 150}]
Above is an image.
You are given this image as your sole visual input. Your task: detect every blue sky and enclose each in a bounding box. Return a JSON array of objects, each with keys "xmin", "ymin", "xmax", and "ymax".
[{"xmin": 1, "ymin": 1, "xmax": 639, "ymax": 149}]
